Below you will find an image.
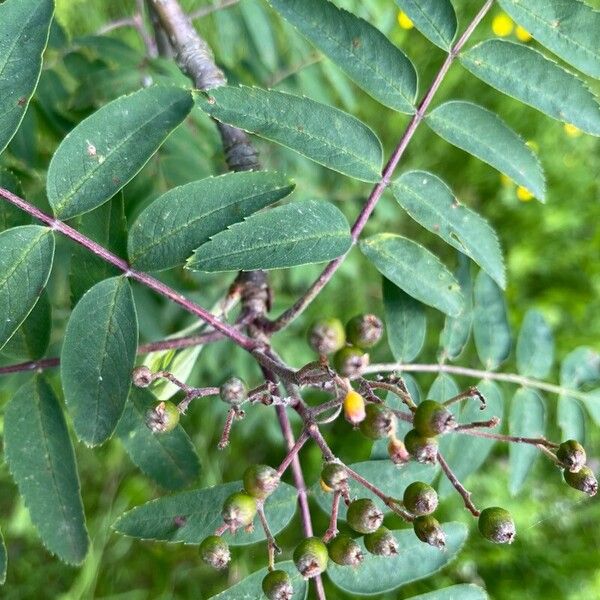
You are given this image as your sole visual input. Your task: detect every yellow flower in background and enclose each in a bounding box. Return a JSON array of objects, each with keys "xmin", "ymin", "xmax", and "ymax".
[
  {"xmin": 516, "ymin": 186, "xmax": 534, "ymax": 202},
  {"xmin": 398, "ymin": 11, "xmax": 414, "ymax": 30},
  {"xmin": 564, "ymin": 123, "xmax": 582, "ymax": 138},
  {"xmin": 492, "ymin": 13, "xmax": 514, "ymax": 37},
  {"xmin": 500, "ymin": 173, "xmax": 513, "ymax": 187},
  {"xmin": 515, "ymin": 26, "xmax": 532, "ymax": 42}
]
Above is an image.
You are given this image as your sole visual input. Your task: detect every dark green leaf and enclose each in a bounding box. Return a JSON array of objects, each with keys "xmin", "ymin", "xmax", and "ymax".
[
  {"xmin": 314, "ymin": 460, "xmax": 435, "ymax": 519},
  {"xmin": 47, "ymin": 86, "xmax": 193, "ymax": 219},
  {"xmin": 509, "ymin": 387, "xmax": 545, "ymax": 494},
  {"xmin": 425, "ymin": 102, "xmax": 545, "ymax": 201},
  {"xmin": 187, "ymin": 200, "xmax": 351, "ymax": 272},
  {"xmin": 113, "ymin": 481, "xmax": 297, "ymax": 546},
  {"xmin": 516, "ymin": 309, "xmax": 554, "ymax": 378},
  {"xmin": 439, "ymin": 253, "xmax": 472, "ymax": 361},
  {"xmin": 61, "ymin": 277, "xmax": 138, "ymax": 446},
  {"xmin": 360, "ymin": 234, "xmax": 463, "ymax": 317},
  {"xmin": 1, "ymin": 290, "xmax": 51, "ymax": 360},
  {"xmin": 460, "ymin": 40, "xmax": 600, "ymax": 136},
  {"xmin": 394, "ymin": 0, "xmax": 457, "ymax": 50},
  {"xmin": 211, "ymin": 561, "xmax": 307, "ymax": 600},
  {"xmin": 269, "ymin": 0, "xmax": 417, "ymax": 112},
  {"xmin": 0, "ymin": 0, "xmax": 54, "ymax": 154},
  {"xmin": 4, "ymin": 377, "xmax": 89, "ymax": 564},
  {"xmin": 557, "ymin": 395, "xmax": 585, "ymax": 441},
  {"xmin": 383, "ymin": 277, "xmax": 426, "ymax": 363},
  {"xmin": 407, "ymin": 585, "xmax": 489, "ymax": 600},
  {"xmin": 0, "ymin": 169, "xmax": 30, "ymax": 230},
  {"xmin": 0, "ymin": 225, "xmax": 55, "ymax": 350},
  {"xmin": 69, "ymin": 193, "xmax": 128, "ymax": 305},
  {"xmin": 240, "ymin": 0, "xmax": 278, "ymax": 71},
  {"xmin": 128, "ymin": 172, "xmax": 295, "ymax": 271},
  {"xmin": 197, "ymin": 86, "xmax": 383, "ymax": 182},
  {"xmin": 394, "ymin": 170, "xmax": 506, "ymax": 285},
  {"xmin": 473, "ymin": 271, "xmax": 511, "ymax": 370},
  {"xmin": 498, "ymin": 0, "xmax": 600, "ymax": 79},
  {"xmin": 328, "ymin": 523, "xmax": 467, "ymax": 595},
  {"xmin": 439, "ymin": 381, "xmax": 504, "ymax": 497},
  {"xmin": 115, "ymin": 389, "xmax": 200, "ymax": 490}
]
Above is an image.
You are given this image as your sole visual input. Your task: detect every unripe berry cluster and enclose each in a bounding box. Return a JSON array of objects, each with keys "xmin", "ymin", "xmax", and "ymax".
[{"xmin": 557, "ymin": 439, "xmax": 598, "ymax": 497}]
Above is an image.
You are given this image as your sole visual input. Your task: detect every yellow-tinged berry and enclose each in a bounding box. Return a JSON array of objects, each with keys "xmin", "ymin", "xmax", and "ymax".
[
  {"xmin": 516, "ymin": 186, "xmax": 534, "ymax": 202},
  {"xmin": 145, "ymin": 401, "xmax": 180, "ymax": 433},
  {"xmin": 320, "ymin": 479, "xmax": 334, "ymax": 493},
  {"xmin": 397, "ymin": 11, "xmax": 413, "ymax": 30},
  {"xmin": 334, "ymin": 346, "xmax": 369, "ymax": 378},
  {"xmin": 515, "ymin": 25, "xmax": 532, "ymax": 42},
  {"xmin": 328, "ymin": 534, "xmax": 364, "ymax": 566},
  {"xmin": 243, "ymin": 464, "xmax": 280, "ymax": 499},
  {"xmin": 364, "ymin": 526, "xmax": 399, "ymax": 556},
  {"xmin": 346, "ymin": 498, "xmax": 383, "ymax": 534},
  {"xmin": 343, "ymin": 390, "xmax": 367, "ymax": 426},
  {"xmin": 564, "ymin": 123, "xmax": 582, "ymax": 138},
  {"xmin": 308, "ymin": 318, "xmax": 346, "ymax": 355},
  {"xmin": 262, "ymin": 569, "xmax": 293, "ymax": 600},
  {"xmin": 492, "ymin": 13, "xmax": 514, "ymax": 37},
  {"xmin": 413, "ymin": 515, "xmax": 446, "ymax": 548},
  {"xmin": 199, "ymin": 535, "xmax": 230, "ymax": 569},
  {"xmin": 221, "ymin": 491, "xmax": 257, "ymax": 531},
  {"xmin": 388, "ymin": 437, "xmax": 410, "ymax": 466},
  {"xmin": 478, "ymin": 507, "xmax": 516, "ymax": 544},
  {"xmin": 359, "ymin": 403, "xmax": 396, "ymax": 440},
  {"xmin": 293, "ymin": 537, "xmax": 328, "ymax": 578}
]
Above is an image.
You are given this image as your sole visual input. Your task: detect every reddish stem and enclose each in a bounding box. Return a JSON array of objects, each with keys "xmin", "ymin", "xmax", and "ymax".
[{"xmin": 437, "ymin": 452, "xmax": 480, "ymax": 517}]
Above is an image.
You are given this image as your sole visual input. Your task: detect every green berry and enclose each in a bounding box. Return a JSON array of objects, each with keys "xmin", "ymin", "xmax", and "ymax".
[
  {"xmin": 364, "ymin": 527, "xmax": 399, "ymax": 556},
  {"xmin": 413, "ymin": 515, "xmax": 446, "ymax": 549},
  {"xmin": 346, "ymin": 314, "xmax": 383, "ymax": 349},
  {"xmin": 359, "ymin": 404, "xmax": 396, "ymax": 440},
  {"xmin": 132, "ymin": 365, "xmax": 154, "ymax": 388},
  {"xmin": 221, "ymin": 491, "xmax": 257, "ymax": 531},
  {"xmin": 404, "ymin": 429, "xmax": 439, "ymax": 465},
  {"xmin": 413, "ymin": 400, "xmax": 456, "ymax": 436},
  {"xmin": 262, "ymin": 569, "xmax": 293, "ymax": 600},
  {"xmin": 328, "ymin": 534, "xmax": 364, "ymax": 566},
  {"xmin": 321, "ymin": 463, "xmax": 348, "ymax": 492},
  {"xmin": 243, "ymin": 464, "xmax": 280, "ymax": 500},
  {"xmin": 403, "ymin": 482, "xmax": 438, "ymax": 516},
  {"xmin": 293, "ymin": 537, "xmax": 328, "ymax": 578},
  {"xmin": 478, "ymin": 507, "xmax": 516, "ymax": 544},
  {"xmin": 556, "ymin": 440, "xmax": 587, "ymax": 473},
  {"xmin": 219, "ymin": 377, "xmax": 248, "ymax": 406},
  {"xmin": 199, "ymin": 535, "xmax": 230, "ymax": 569},
  {"xmin": 308, "ymin": 318, "xmax": 346, "ymax": 355},
  {"xmin": 145, "ymin": 400, "xmax": 180, "ymax": 433},
  {"xmin": 346, "ymin": 498, "xmax": 383, "ymax": 534},
  {"xmin": 388, "ymin": 437, "xmax": 410, "ymax": 466},
  {"xmin": 564, "ymin": 466, "xmax": 598, "ymax": 496},
  {"xmin": 333, "ymin": 346, "xmax": 369, "ymax": 378}
]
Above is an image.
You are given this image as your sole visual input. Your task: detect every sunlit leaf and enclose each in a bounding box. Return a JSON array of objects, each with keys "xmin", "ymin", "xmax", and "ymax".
[
  {"xmin": 394, "ymin": 0, "xmax": 457, "ymax": 50},
  {"xmin": 557, "ymin": 395, "xmax": 585, "ymax": 442}
]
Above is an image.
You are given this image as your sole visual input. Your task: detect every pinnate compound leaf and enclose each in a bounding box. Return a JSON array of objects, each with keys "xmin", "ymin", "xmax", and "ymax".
[
  {"xmin": 269, "ymin": 0, "xmax": 417, "ymax": 113},
  {"xmin": 113, "ymin": 481, "xmax": 297, "ymax": 546},
  {"xmin": 498, "ymin": 0, "xmax": 600, "ymax": 79},
  {"xmin": 61, "ymin": 277, "xmax": 138, "ymax": 446},
  {"xmin": 47, "ymin": 86, "xmax": 193, "ymax": 219},
  {"xmin": 460, "ymin": 40, "xmax": 600, "ymax": 136},
  {"xmin": 314, "ymin": 461, "xmax": 435, "ymax": 519},
  {"xmin": 439, "ymin": 253, "xmax": 472, "ymax": 361},
  {"xmin": 394, "ymin": 0, "xmax": 457, "ymax": 51},
  {"xmin": 425, "ymin": 102, "xmax": 545, "ymax": 201},
  {"xmin": 328, "ymin": 523, "xmax": 468, "ymax": 595},
  {"xmin": 439, "ymin": 380, "xmax": 504, "ymax": 497},
  {"xmin": 360, "ymin": 234, "xmax": 463, "ymax": 317},
  {"xmin": 383, "ymin": 277, "xmax": 426, "ymax": 363},
  {"xmin": 4, "ymin": 377, "xmax": 89, "ymax": 564},
  {"xmin": 394, "ymin": 169, "xmax": 506, "ymax": 286},
  {"xmin": 187, "ymin": 200, "xmax": 351, "ymax": 272},
  {"xmin": 0, "ymin": 0, "xmax": 54, "ymax": 154},
  {"xmin": 1, "ymin": 290, "xmax": 51, "ymax": 360},
  {"xmin": 198, "ymin": 86, "xmax": 383, "ymax": 182},
  {"xmin": 0, "ymin": 225, "xmax": 55, "ymax": 350},
  {"xmin": 212, "ymin": 561, "xmax": 307, "ymax": 600},
  {"xmin": 473, "ymin": 271, "xmax": 511, "ymax": 370},
  {"xmin": 516, "ymin": 309, "xmax": 554, "ymax": 378},
  {"xmin": 116, "ymin": 388, "xmax": 200, "ymax": 490},
  {"xmin": 128, "ymin": 171, "xmax": 295, "ymax": 271},
  {"xmin": 509, "ymin": 387, "xmax": 545, "ymax": 494},
  {"xmin": 407, "ymin": 585, "xmax": 489, "ymax": 600}
]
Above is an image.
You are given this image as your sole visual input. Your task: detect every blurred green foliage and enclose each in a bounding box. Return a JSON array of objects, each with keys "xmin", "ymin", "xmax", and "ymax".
[{"xmin": 0, "ymin": 0, "xmax": 598, "ymax": 598}]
